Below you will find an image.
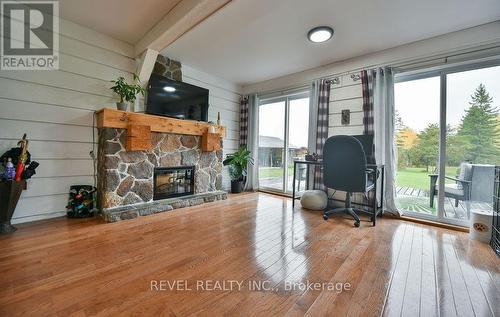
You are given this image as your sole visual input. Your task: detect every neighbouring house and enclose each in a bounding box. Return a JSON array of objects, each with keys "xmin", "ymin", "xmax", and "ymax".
[{"xmin": 258, "ymin": 135, "xmax": 307, "ymax": 167}]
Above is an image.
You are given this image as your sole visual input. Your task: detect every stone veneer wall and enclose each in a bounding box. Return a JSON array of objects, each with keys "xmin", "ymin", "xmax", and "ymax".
[
  {"xmin": 152, "ymin": 55, "xmax": 182, "ymax": 81},
  {"xmin": 97, "ymin": 128, "xmax": 223, "ymax": 210}
]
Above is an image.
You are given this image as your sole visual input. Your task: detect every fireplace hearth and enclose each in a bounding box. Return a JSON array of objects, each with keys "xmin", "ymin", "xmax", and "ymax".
[{"xmin": 154, "ymin": 166, "xmax": 195, "ymax": 200}]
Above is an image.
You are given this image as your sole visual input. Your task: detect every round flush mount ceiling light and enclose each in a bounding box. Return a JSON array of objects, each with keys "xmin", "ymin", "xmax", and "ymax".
[
  {"xmin": 163, "ymin": 86, "xmax": 176, "ymax": 92},
  {"xmin": 307, "ymin": 26, "xmax": 334, "ymax": 43}
]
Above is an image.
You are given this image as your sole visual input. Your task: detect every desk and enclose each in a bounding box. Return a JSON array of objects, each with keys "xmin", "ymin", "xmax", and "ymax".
[
  {"xmin": 291, "ymin": 160, "xmax": 385, "ymax": 216},
  {"xmin": 292, "ymin": 160, "xmax": 323, "ymax": 208}
]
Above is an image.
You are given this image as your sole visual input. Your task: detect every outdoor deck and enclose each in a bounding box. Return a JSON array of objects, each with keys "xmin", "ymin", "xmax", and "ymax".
[
  {"xmin": 396, "ymin": 186, "xmax": 429, "ymax": 198},
  {"xmin": 396, "ymin": 186, "xmax": 492, "ymax": 220},
  {"xmin": 259, "ymin": 178, "xmax": 490, "ymax": 221}
]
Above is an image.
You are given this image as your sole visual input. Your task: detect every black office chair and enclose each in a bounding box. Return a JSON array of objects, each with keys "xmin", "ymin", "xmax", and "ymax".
[
  {"xmin": 322, "ymin": 135, "xmax": 376, "ymax": 227},
  {"xmin": 352, "ymin": 134, "xmax": 376, "ymax": 165}
]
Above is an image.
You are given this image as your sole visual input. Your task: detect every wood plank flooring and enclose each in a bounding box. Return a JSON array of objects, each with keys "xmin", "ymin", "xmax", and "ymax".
[{"xmin": 0, "ymin": 192, "xmax": 498, "ymax": 316}]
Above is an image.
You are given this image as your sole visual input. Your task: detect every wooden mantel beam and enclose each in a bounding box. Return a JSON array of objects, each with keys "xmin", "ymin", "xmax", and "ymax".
[
  {"xmin": 96, "ymin": 108, "xmax": 225, "ymax": 152},
  {"xmin": 96, "ymin": 108, "xmax": 225, "ymax": 137},
  {"xmin": 134, "ymin": 0, "xmax": 231, "ymax": 56}
]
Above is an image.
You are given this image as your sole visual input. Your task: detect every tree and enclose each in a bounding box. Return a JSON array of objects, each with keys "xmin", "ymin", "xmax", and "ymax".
[
  {"xmin": 395, "ymin": 110, "xmax": 412, "ymax": 168},
  {"xmin": 457, "ymin": 84, "xmax": 500, "ymax": 164},
  {"xmin": 445, "ymin": 126, "xmax": 466, "ymax": 167},
  {"xmin": 396, "ymin": 127, "xmax": 418, "ymax": 168},
  {"xmin": 395, "ymin": 110, "xmax": 406, "ymax": 148},
  {"xmin": 411, "ymin": 123, "xmax": 440, "ymax": 172}
]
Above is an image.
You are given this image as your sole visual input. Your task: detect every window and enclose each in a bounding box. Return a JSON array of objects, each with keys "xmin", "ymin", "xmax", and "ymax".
[
  {"xmin": 395, "ymin": 62, "xmax": 500, "ymax": 226},
  {"xmin": 258, "ymin": 92, "xmax": 310, "ymax": 193}
]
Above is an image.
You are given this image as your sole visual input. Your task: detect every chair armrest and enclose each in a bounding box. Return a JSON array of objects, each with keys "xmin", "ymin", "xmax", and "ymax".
[
  {"xmin": 444, "ymin": 176, "xmax": 471, "ymax": 184},
  {"xmin": 428, "ymin": 174, "xmax": 438, "ymax": 178}
]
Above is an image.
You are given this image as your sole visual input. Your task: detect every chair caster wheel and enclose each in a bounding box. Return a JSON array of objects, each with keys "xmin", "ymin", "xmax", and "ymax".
[
  {"xmin": 354, "ymin": 222, "xmax": 360, "ymax": 227},
  {"xmin": 323, "ymin": 215, "xmax": 329, "ymax": 221}
]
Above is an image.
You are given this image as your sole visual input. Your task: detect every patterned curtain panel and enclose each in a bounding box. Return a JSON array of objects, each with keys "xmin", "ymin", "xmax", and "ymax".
[
  {"xmin": 361, "ymin": 70, "xmax": 377, "ymax": 209},
  {"xmin": 361, "ymin": 70, "xmax": 376, "ymax": 165},
  {"xmin": 361, "ymin": 70, "xmax": 375, "ymax": 136},
  {"xmin": 314, "ymin": 79, "xmax": 331, "ymax": 190},
  {"xmin": 239, "ymin": 95, "xmax": 249, "ymax": 147}
]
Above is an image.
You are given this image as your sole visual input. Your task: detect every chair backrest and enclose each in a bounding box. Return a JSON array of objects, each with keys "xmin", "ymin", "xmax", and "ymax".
[
  {"xmin": 458, "ymin": 162, "xmax": 473, "ymax": 181},
  {"xmin": 323, "ymin": 135, "xmax": 367, "ymax": 192},
  {"xmin": 470, "ymin": 164, "xmax": 495, "ymax": 203},
  {"xmin": 352, "ymin": 134, "xmax": 376, "ymax": 164}
]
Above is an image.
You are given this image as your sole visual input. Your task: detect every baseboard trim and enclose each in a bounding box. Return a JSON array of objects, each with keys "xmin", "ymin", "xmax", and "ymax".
[
  {"xmin": 11, "ymin": 211, "xmax": 67, "ymax": 225},
  {"xmin": 387, "ymin": 214, "xmax": 469, "ymax": 233},
  {"xmin": 258, "ymin": 189, "xmax": 292, "ymax": 198}
]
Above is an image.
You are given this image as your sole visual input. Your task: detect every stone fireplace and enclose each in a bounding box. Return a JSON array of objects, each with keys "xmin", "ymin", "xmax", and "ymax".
[{"xmin": 97, "ymin": 128, "xmax": 226, "ymax": 222}]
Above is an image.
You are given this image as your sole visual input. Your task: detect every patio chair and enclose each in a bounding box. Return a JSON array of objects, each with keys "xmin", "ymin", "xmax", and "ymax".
[{"xmin": 429, "ymin": 163, "xmax": 495, "ymax": 218}]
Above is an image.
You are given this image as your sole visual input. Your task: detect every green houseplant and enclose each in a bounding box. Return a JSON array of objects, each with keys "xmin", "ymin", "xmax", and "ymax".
[
  {"xmin": 223, "ymin": 147, "xmax": 254, "ymax": 193},
  {"xmin": 110, "ymin": 74, "xmax": 145, "ymax": 111}
]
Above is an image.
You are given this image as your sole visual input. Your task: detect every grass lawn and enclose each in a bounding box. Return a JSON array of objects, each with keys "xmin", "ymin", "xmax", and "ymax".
[
  {"xmin": 396, "ymin": 166, "xmax": 459, "ymax": 190},
  {"xmin": 396, "ymin": 167, "xmax": 430, "ymax": 190},
  {"xmin": 260, "ymin": 166, "xmax": 460, "ymax": 192},
  {"xmin": 259, "ymin": 166, "xmax": 292, "ymax": 178}
]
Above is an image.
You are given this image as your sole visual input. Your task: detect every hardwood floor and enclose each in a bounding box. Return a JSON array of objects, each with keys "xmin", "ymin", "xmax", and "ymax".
[{"xmin": 0, "ymin": 192, "xmax": 498, "ymax": 316}]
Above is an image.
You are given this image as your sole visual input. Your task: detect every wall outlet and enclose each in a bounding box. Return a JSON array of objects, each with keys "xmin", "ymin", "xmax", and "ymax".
[{"xmin": 341, "ymin": 109, "xmax": 350, "ymax": 125}]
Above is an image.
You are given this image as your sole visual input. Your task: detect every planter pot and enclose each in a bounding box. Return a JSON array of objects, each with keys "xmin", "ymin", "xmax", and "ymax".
[
  {"xmin": 0, "ymin": 180, "xmax": 26, "ymax": 234},
  {"xmin": 230, "ymin": 180, "xmax": 245, "ymax": 193},
  {"xmin": 116, "ymin": 102, "xmax": 128, "ymax": 111}
]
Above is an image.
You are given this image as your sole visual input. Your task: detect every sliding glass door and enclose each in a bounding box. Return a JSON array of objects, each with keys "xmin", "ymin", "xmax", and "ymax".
[
  {"xmin": 395, "ymin": 62, "xmax": 500, "ymax": 226},
  {"xmin": 443, "ymin": 66, "xmax": 500, "ymax": 221},
  {"xmin": 394, "ymin": 76, "xmax": 440, "ymax": 215},
  {"xmin": 258, "ymin": 99, "xmax": 286, "ymax": 192},
  {"xmin": 258, "ymin": 92, "xmax": 310, "ymax": 194}
]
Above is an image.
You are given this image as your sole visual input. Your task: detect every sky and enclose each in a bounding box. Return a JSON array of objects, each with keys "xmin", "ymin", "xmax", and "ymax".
[
  {"xmin": 395, "ymin": 65, "xmax": 500, "ymax": 132},
  {"xmin": 258, "ymin": 97, "xmax": 309, "ymax": 147}
]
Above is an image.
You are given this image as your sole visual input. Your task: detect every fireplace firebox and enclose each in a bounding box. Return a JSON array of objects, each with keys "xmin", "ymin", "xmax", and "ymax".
[{"xmin": 153, "ymin": 166, "xmax": 195, "ymax": 200}]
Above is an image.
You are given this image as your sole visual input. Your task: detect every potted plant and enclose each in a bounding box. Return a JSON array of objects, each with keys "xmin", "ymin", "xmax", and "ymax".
[
  {"xmin": 223, "ymin": 147, "xmax": 254, "ymax": 193},
  {"xmin": 110, "ymin": 74, "xmax": 145, "ymax": 111}
]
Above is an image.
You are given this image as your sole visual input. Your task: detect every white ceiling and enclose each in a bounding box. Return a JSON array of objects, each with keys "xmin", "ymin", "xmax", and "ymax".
[
  {"xmin": 163, "ymin": 0, "xmax": 500, "ymax": 85},
  {"xmin": 60, "ymin": 0, "xmax": 182, "ymax": 44}
]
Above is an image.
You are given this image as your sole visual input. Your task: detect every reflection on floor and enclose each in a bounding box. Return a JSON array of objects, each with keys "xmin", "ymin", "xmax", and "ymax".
[
  {"xmin": 0, "ymin": 193, "xmax": 497, "ymax": 316},
  {"xmin": 396, "ymin": 186, "xmax": 492, "ymax": 220}
]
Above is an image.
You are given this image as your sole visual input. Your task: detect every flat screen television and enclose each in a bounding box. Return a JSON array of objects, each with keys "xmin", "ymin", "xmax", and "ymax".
[{"xmin": 146, "ymin": 73, "xmax": 209, "ymax": 121}]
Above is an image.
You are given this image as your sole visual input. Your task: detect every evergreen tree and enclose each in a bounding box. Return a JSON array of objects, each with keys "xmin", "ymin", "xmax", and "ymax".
[
  {"xmin": 457, "ymin": 84, "xmax": 499, "ymax": 164},
  {"xmin": 411, "ymin": 123, "xmax": 440, "ymax": 172}
]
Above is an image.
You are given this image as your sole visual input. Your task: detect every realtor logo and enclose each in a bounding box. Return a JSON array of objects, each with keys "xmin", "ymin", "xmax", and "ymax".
[{"xmin": 1, "ymin": 0, "xmax": 59, "ymax": 70}]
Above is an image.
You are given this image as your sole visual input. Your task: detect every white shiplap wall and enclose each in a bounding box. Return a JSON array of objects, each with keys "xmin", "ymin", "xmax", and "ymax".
[
  {"xmin": 327, "ymin": 72, "xmax": 365, "ymax": 204},
  {"xmin": 0, "ymin": 18, "xmax": 135, "ymax": 224},
  {"xmin": 0, "ymin": 20, "xmax": 242, "ymax": 223},
  {"xmin": 182, "ymin": 64, "xmax": 242, "ymax": 189},
  {"xmin": 328, "ymin": 72, "xmax": 363, "ymax": 137}
]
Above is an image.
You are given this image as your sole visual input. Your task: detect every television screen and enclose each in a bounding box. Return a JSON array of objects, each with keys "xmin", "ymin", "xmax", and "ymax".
[{"xmin": 146, "ymin": 73, "xmax": 209, "ymax": 121}]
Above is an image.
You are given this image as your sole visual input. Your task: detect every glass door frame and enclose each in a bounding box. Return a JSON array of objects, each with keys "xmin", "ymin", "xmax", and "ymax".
[
  {"xmin": 258, "ymin": 91, "xmax": 310, "ymax": 194},
  {"xmin": 395, "ymin": 58, "xmax": 500, "ymax": 227}
]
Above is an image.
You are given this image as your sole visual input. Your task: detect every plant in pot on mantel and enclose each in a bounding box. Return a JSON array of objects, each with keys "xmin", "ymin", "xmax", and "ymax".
[
  {"xmin": 223, "ymin": 147, "xmax": 254, "ymax": 193},
  {"xmin": 110, "ymin": 74, "xmax": 145, "ymax": 111}
]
